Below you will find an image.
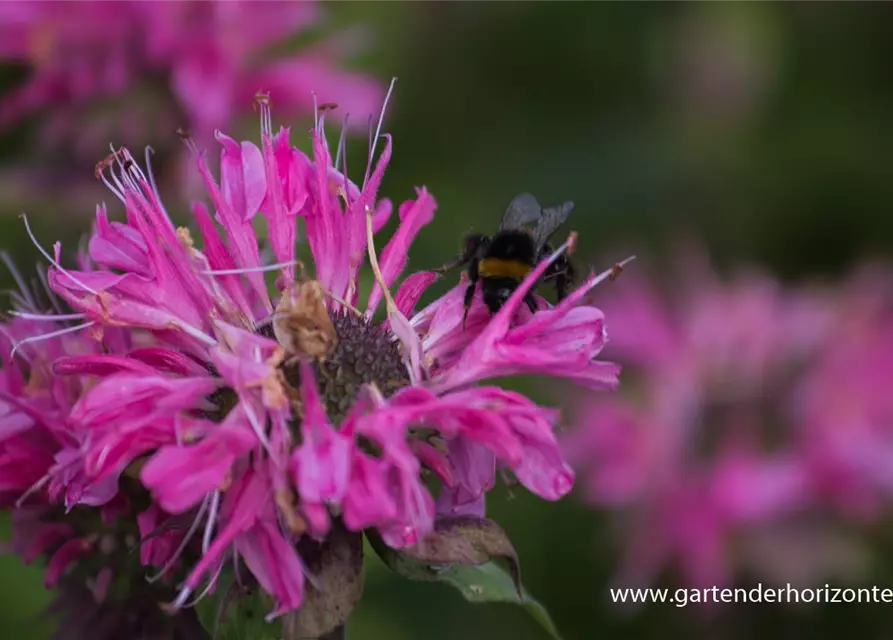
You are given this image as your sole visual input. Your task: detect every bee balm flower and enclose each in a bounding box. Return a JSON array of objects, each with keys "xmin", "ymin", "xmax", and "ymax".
[{"xmin": 1, "ymin": 85, "xmax": 623, "ymax": 636}]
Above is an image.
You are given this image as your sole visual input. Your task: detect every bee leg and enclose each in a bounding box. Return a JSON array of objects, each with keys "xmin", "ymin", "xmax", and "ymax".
[
  {"xmin": 435, "ymin": 233, "xmax": 489, "ymax": 273},
  {"xmin": 554, "ymin": 272, "xmax": 570, "ymax": 302},
  {"xmin": 434, "ymin": 255, "xmax": 469, "ymax": 274},
  {"xmin": 524, "ymin": 291, "xmax": 539, "ymax": 314},
  {"xmin": 461, "ymin": 282, "xmax": 476, "ymax": 328},
  {"xmin": 553, "ymin": 255, "xmax": 576, "ymax": 302}
]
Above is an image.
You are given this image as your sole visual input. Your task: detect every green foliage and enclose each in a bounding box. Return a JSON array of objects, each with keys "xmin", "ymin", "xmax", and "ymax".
[
  {"xmin": 195, "ymin": 574, "xmax": 282, "ymax": 640},
  {"xmin": 367, "ymin": 518, "xmax": 563, "ymax": 640}
]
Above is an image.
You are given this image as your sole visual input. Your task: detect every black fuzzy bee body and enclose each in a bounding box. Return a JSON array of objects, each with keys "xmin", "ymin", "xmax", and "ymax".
[{"xmin": 436, "ymin": 193, "xmax": 577, "ymax": 326}]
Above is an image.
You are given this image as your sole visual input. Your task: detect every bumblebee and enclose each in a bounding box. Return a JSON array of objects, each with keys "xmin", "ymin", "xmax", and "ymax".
[{"xmin": 436, "ymin": 193, "xmax": 577, "ymax": 326}]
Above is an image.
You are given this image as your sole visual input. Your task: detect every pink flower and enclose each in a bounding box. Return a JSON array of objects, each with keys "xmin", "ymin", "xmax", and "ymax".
[
  {"xmin": 564, "ymin": 249, "xmax": 893, "ymax": 592},
  {"xmin": 0, "ymin": 0, "xmax": 383, "ymax": 198},
  {"xmin": 791, "ymin": 264, "xmax": 893, "ymax": 519},
  {"xmin": 0, "ymin": 86, "xmax": 622, "ymax": 628}
]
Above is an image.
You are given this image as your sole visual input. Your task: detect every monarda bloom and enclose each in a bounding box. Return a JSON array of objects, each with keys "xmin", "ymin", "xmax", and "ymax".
[
  {"xmin": 562, "ymin": 249, "xmax": 893, "ymax": 594},
  {"xmin": 1, "ymin": 88, "xmax": 623, "ymax": 638}
]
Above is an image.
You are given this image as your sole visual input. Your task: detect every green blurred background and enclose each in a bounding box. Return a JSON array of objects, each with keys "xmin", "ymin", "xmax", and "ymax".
[{"xmin": 3, "ymin": 2, "xmax": 893, "ymax": 639}]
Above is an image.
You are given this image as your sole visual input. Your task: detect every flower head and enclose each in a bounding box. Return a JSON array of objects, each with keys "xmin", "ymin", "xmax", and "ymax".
[{"xmin": 1, "ymin": 85, "xmax": 621, "ymax": 629}]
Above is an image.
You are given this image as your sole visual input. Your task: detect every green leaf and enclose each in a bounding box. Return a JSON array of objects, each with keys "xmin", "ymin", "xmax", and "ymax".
[
  {"xmin": 442, "ymin": 562, "xmax": 563, "ymax": 640},
  {"xmin": 195, "ymin": 573, "xmax": 282, "ymax": 640},
  {"xmin": 367, "ymin": 517, "xmax": 563, "ymax": 640}
]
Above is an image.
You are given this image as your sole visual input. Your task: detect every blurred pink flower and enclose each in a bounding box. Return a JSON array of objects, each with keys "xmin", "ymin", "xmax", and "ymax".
[
  {"xmin": 791, "ymin": 264, "xmax": 893, "ymax": 520},
  {"xmin": 563, "ymin": 250, "xmax": 893, "ymax": 592},
  {"xmin": 0, "ymin": 90, "xmax": 621, "ymax": 627},
  {"xmin": 0, "ymin": 0, "xmax": 383, "ymax": 198}
]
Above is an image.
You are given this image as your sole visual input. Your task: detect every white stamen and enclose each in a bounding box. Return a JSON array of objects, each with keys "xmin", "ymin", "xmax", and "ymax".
[
  {"xmin": 178, "ymin": 128, "xmax": 199, "ymax": 155},
  {"xmin": 175, "ymin": 321, "xmax": 218, "ymax": 348},
  {"xmin": 0, "ymin": 325, "xmax": 30, "ymax": 365},
  {"xmin": 96, "ymin": 157, "xmax": 126, "ymax": 203},
  {"xmin": 252, "ymin": 312, "xmax": 285, "ymax": 332},
  {"xmin": 242, "ymin": 400, "xmax": 275, "ymax": 457},
  {"xmin": 335, "ymin": 113, "xmax": 349, "ymax": 176},
  {"xmin": 9, "ymin": 321, "xmax": 95, "ymax": 361},
  {"xmin": 258, "ymin": 95, "xmax": 273, "ymax": 138},
  {"xmin": 367, "ymin": 382, "xmax": 387, "ymax": 406},
  {"xmin": 7, "ymin": 291, "xmax": 31, "ymax": 311},
  {"xmin": 21, "ymin": 215, "xmax": 100, "ymax": 296},
  {"xmin": 365, "ymin": 207, "xmax": 399, "ymax": 316},
  {"xmin": 299, "ymin": 551, "xmax": 322, "ymax": 592},
  {"xmin": 171, "ymin": 584, "xmax": 193, "ymax": 610},
  {"xmin": 111, "ymin": 145, "xmax": 142, "ymax": 193},
  {"xmin": 102, "ymin": 145, "xmax": 129, "ymax": 202},
  {"xmin": 147, "ymin": 495, "xmax": 210, "ymax": 584},
  {"xmin": 34, "ymin": 263, "xmax": 64, "ymax": 316},
  {"xmin": 143, "ymin": 146, "xmax": 167, "ymax": 218},
  {"xmin": 0, "ymin": 252, "xmax": 36, "ymax": 310},
  {"xmin": 201, "ymin": 259, "xmax": 303, "ymax": 276},
  {"xmin": 14, "ymin": 474, "xmax": 50, "ymax": 508},
  {"xmin": 93, "ymin": 443, "xmax": 113, "ymax": 476},
  {"xmin": 77, "ymin": 231, "xmax": 90, "ymax": 259},
  {"xmin": 544, "ymin": 234, "xmax": 577, "ymax": 271},
  {"xmin": 589, "ymin": 255, "xmax": 637, "ymax": 289},
  {"xmin": 323, "ymin": 287, "xmax": 363, "ymax": 317},
  {"xmin": 10, "ymin": 311, "xmax": 86, "ymax": 322},
  {"xmin": 184, "ymin": 561, "xmax": 224, "ymax": 608},
  {"xmin": 363, "ymin": 77, "xmax": 397, "ymax": 191},
  {"xmin": 366, "ymin": 114, "xmax": 374, "ymax": 171},
  {"xmin": 202, "ymin": 491, "xmax": 221, "ymax": 554},
  {"xmin": 233, "ymin": 549, "xmax": 243, "ymax": 586}
]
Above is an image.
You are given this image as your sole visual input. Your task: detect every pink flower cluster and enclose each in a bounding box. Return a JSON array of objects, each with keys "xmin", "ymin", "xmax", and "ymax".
[
  {"xmin": 0, "ymin": 1, "xmax": 383, "ymax": 197},
  {"xmin": 564, "ymin": 249, "xmax": 893, "ymax": 591},
  {"xmin": 0, "ymin": 90, "xmax": 621, "ymax": 624}
]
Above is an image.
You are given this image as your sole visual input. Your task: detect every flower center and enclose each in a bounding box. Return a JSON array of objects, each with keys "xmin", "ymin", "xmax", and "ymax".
[{"xmin": 279, "ymin": 312, "xmax": 410, "ymax": 424}]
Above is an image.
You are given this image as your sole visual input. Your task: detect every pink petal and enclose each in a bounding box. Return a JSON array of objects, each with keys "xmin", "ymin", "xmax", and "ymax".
[
  {"xmin": 291, "ymin": 362, "xmax": 353, "ymax": 504},
  {"xmin": 236, "ymin": 521, "xmax": 305, "ymax": 619},
  {"xmin": 141, "ymin": 419, "xmax": 255, "ymax": 513},
  {"xmin": 394, "ymin": 271, "xmax": 439, "ymax": 318},
  {"xmin": 366, "ymin": 188, "xmax": 437, "ymax": 315}
]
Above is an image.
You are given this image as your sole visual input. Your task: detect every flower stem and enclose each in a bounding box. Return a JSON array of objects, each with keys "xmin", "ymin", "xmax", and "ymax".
[{"xmin": 320, "ymin": 625, "xmax": 347, "ymax": 640}]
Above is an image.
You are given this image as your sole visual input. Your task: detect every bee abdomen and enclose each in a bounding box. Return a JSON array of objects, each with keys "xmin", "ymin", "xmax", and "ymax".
[{"xmin": 477, "ymin": 258, "xmax": 532, "ymax": 280}]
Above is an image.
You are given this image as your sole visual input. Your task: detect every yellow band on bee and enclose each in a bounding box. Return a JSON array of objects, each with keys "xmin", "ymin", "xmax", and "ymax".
[{"xmin": 478, "ymin": 258, "xmax": 532, "ymax": 280}]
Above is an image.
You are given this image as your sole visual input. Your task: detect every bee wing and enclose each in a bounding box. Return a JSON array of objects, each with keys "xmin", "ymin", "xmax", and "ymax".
[
  {"xmin": 531, "ymin": 200, "xmax": 574, "ymax": 250},
  {"xmin": 499, "ymin": 192, "xmax": 544, "ymax": 231}
]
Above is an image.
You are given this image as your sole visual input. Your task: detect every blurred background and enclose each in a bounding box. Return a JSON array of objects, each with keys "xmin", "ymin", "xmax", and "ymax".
[{"xmin": 2, "ymin": 2, "xmax": 893, "ymax": 639}]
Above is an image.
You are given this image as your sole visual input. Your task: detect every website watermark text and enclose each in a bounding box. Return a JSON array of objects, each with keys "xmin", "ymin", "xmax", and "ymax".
[{"xmin": 610, "ymin": 584, "xmax": 893, "ymax": 607}]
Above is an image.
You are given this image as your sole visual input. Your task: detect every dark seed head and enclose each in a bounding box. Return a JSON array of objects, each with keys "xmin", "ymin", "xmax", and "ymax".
[
  {"xmin": 282, "ymin": 312, "xmax": 410, "ymax": 424},
  {"xmin": 212, "ymin": 311, "xmax": 410, "ymax": 428}
]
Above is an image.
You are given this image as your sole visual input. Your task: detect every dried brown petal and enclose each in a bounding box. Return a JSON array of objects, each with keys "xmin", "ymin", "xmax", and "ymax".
[{"xmin": 274, "ymin": 281, "xmax": 338, "ymax": 359}]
